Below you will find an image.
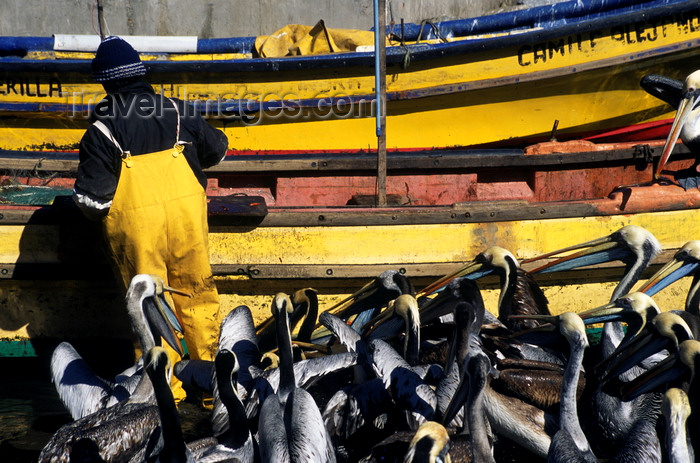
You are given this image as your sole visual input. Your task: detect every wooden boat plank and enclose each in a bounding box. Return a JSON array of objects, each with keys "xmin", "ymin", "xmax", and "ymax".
[{"xmin": 0, "ymin": 144, "xmax": 691, "ymax": 174}]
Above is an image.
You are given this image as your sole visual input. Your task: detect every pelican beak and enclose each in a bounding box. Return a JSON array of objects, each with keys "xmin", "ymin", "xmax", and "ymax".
[
  {"xmin": 654, "ymin": 89, "xmax": 700, "ymax": 180},
  {"xmin": 597, "ymin": 327, "xmax": 668, "ymax": 383},
  {"xmin": 637, "ymin": 255, "xmax": 700, "ymax": 296},
  {"xmin": 508, "ymin": 314, "xmax": 567, "ymax": 348},
  {"xmin": 417, "ymin": 261, "xmax": 491, "ymax": 298},
  {"xmin": 360, "ymin": 304, "xmax": 396, "ymax": 335},
  {"xmin": 147, "ymin": 275, "xmax": 189, "ymax": 334},
  {"xmin": 524, "ymin": 235, "xmax": 627, "ymax": 274},
  {"xmin": 508, "ymin": 314, "xmax": 558, "ymax": 334},
  {"xmin": 325, "ymin": 278, "xmax": 383, "ymax": 316},
  {"xmin": 619, "ymin": 352, "xmax": 685, "ymax": 401},
  {"xmin": 144, "ymin": 294, "xmax": 185, "ymax": 357},
  {"xmin": 576, "ymin": 301, "xmax": 627, "ymax": 325}
]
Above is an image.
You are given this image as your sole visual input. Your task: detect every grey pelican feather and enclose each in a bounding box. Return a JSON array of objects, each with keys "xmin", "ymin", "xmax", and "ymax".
[{"xmin": 368, "ymin": 338, "xmax": 437, "ymax": 431}]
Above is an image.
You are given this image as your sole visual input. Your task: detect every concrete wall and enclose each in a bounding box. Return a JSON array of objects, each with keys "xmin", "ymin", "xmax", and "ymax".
[{"xmin": 2, "ymin": 0, "xmax": 531, "ymax": 38}]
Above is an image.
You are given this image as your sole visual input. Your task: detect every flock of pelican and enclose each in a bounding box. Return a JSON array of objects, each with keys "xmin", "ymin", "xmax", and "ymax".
[
  {"xmin": 36, "ymin": 223, "xmax": 700, "ymax": 462},
  {"xmin": 36, "ymin": 71, "xmax": 700, "ymax": 462}
]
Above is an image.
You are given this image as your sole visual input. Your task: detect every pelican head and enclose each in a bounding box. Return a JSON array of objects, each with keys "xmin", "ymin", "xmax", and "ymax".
[
  {"xmin": 655, "ymin": 69, "xmax": 700, "ymax": 180},
  {"xmin": 145, "ymin": 346, "xmax": 173, "ymax": 383},
  {"xmin": 525, "ymin": 225, "xmax": 661, "ymax": 277},
  {"xmin": 577, "ymin": 292, "xmax": 661, "ymax": 338},
  {"xmin": 418, "ymin": 246, "xmax": 517, "ymax": 298},
  {"xmin": 271, "ymin": 292, "xmax": 294, "ymax": 317},
  {"xmin": 559, "ymin": 312, "xmax": 590, "ymax": 349},
  {"xmin": 508, "ymin": 311, "xmax": 588, "ymax": 349},
  {"xmin": 404, "ymin": 421, "xmax": 452, "ymax": 463},
  {"xmin": 392, "ymin": 294, "xmax": 422, "ymax": 366},
  {"xmin": 127, "ymin": 274, "xmax": 186, "ymax": 357},
  {"xmin": 638, "ymin": 241, "xmax": 700, "ymax": 296}
]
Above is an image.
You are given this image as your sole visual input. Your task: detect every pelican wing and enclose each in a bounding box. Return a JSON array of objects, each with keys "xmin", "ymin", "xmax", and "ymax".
[{"xmin": 50, "ymin": 342, "xmax": 127, "ymax": 421}]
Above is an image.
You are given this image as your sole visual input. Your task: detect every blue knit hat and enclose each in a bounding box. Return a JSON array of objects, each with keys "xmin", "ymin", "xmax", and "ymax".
[{"xmin": 91, "ymin": 36, "xmax": 147, "ymax": 82}]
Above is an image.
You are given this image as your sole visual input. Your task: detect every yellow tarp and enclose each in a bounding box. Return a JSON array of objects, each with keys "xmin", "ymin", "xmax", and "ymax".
[{"xmin": 254, "ymin": 20, "xmax": 388, "ymax": 58}]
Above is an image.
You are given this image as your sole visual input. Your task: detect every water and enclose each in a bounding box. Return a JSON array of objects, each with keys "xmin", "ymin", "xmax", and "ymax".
[{"xmin": 0, "ymin": 358, "xmax": 71, "ymax": 462}]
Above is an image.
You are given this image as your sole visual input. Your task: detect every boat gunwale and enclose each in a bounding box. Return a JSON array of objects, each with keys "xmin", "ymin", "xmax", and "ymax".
[{"xmin": 0, "ymin": 143, "xmax": 690, "ymax": 173}]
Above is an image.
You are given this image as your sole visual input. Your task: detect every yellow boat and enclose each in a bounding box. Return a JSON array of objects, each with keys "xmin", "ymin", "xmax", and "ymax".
[
  {"xmin": 2, "ymin": 0, "xmax": 700, "ymax": 357},
  {"xmin": 0, "ymin": 0, "xmax": 699, "ymax": 153}
]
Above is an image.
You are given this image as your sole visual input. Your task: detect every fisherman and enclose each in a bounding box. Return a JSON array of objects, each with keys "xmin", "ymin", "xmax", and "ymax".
[{"xmin": 72, "ymin": 36, "xmax": 227, "ymax": 403}]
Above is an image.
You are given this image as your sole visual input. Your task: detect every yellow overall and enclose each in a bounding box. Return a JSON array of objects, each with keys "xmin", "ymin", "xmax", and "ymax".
[{"xmin": 99, "ymin": 104, "xmax": 220, "ymax": 402}]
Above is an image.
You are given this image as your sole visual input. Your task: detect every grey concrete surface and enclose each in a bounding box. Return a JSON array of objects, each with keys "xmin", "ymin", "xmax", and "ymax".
[{"xmin": 1, "ymin": 0, "xmax": 527, "ymax": 38}]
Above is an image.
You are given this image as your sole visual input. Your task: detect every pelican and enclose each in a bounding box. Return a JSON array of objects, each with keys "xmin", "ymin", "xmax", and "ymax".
[
  {"xmin": 524, "ymin": 225, "xmax": 662, "ymax": 303},
  {"xmin": 648, "ymin": 70, "xmax": 700, "ymax": 184},
  {"xmin": 661, "ymin": 388, "xmax": 694, "ymax": 463},
  {"xmin": 577, "ymin": 292, "xmax": 662, "ymax": 343},
  {"xmin": 436, "ymin": 282, "xmax": 551, "ymax": 460},
  {"xmin": 257, "ymin": 292, "xmax": 336, "ymax": 463},
  {"xmin": 542, "ymin": 312, "xmax": 598, "ymax": 463},
  {"xmin": 143, "ymin": 346, "xmax": 245, "ymax": 463},
  {"xmin": 209, "ymin": 349, "xmax": 258, "ymax": 462},
  {"xmin": 462, "ymin": 353, "xmax": 496, "ymax": 463},
  {"xmin": 50, "ymin": 274, "xmax": 185, "ymax": 421},
  {"xmin": 417, "ymin": 246, "xmax": 550, "ymax": 332},
  {"xmin": 524, "ymin": 226, "xmax": 664, "ymax": 458},
  {"xmin": 512, "ymin": 311, "xmax": 662, "ymax": 463},
  {"xmin": 175, "ymin": 303, "xmax": 357, "ymax": 434},
  {"xmin": 437, "ymin": 282, "xmax": 487, "ymax": 428}
]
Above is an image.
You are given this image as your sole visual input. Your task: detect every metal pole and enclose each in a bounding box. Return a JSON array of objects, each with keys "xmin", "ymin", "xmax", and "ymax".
[
  {"xmin": 373, "ymin": 0, "xmax": 387, "ymax": 206},
  {"xmin": 96, "ymin": 0, "xmax": 106, "ymax": 40}
]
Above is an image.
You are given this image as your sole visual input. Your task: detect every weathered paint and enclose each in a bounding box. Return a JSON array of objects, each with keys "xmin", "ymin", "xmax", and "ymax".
[
  {"xmin": 207, "ymin": 209, "xmax": 700, "ymax": 267},
  {"xmin": 0, "ymin": 206, "xmax": 698, "ymax": 353}
]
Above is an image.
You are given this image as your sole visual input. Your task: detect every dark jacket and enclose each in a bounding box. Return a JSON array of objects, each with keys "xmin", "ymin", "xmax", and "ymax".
[{"xmin": 74, "ymin": 80, "xmax": 228, "ymax": 219}]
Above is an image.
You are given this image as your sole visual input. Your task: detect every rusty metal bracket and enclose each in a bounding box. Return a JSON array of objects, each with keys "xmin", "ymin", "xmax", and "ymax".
[{"xmin": 632, "ymin": 144, "xmax": 654, "ymax": 165}]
